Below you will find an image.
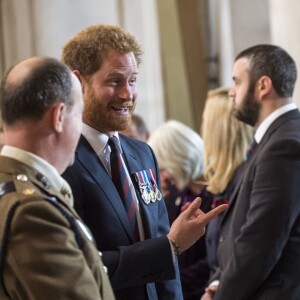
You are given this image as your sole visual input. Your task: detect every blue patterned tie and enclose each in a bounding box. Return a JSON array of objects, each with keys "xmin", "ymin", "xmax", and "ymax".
[
  {"xmin": 108, "ymin": 137, "xmax": 139, "ymax": 240},
  {"xmin": 246, "ymin": 139, "xmax": 258, "ymax": 161}
]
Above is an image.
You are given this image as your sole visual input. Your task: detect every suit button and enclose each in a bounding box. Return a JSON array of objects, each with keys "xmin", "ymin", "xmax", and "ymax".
[
  {"xmin": 103, "ymin": 266, "xmax": 108, "ymax": 273},
  {"xmin": 98, "ymin": 251, "xmax": 103, "ymax": 257},
  {"xmin": 219, "ymin": 236, "xmax": 224, "ymax": 243}
]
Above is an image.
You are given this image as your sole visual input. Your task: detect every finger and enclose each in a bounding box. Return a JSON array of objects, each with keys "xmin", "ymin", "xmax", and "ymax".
[
  {"xmin": 205, "ymin": 286, "xmax": 217, "ymax": 296},
  {"xmin": 201, "ymin": 204, "xmax": 227, "ymax": 223},
  {"xmin": 180, "ymin": 201, "xmax": 191, "ymax": 212},
  {"xmin": 185, "ymin": 197, "xmax": 202, "ymax": 218},
  {"xmin": 208, "ymin": 285, "xmax": 218, "ymax": 292}
]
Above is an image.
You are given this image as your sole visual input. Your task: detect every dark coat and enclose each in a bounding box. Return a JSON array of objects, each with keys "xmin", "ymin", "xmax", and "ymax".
[{"xmin": 212, "ymin": 109, "xmax": 300, "ymax": 300}]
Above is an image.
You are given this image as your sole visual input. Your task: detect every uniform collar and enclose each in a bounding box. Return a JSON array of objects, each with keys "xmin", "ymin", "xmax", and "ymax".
[{"xmin": 0, "ymin": 145, "xmax": 72, "ymax": 206}]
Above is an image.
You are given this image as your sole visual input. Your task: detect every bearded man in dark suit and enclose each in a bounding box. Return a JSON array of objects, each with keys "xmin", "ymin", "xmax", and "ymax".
[{"xmin": 202, "ymin": 45, "xmax": 300, "ymax": 300}]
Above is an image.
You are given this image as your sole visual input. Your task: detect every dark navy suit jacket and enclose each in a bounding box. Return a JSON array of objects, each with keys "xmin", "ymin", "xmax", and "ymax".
[
  {"xmin": 63, "ymin": 134, "xmax": 183, "ymax": 300},
  {"xmin": 212, "ymin": 109, "xmax": 300, "ymax": 300}
]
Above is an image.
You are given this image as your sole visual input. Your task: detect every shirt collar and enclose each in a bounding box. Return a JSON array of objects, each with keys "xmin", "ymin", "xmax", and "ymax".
[
  {"xmin": 255, "ymin": 103, "xmax": 297, "ymax": 143},
  {"xmin": 81, "ymin": 123, "xmax": 120, "ymax": 155}
]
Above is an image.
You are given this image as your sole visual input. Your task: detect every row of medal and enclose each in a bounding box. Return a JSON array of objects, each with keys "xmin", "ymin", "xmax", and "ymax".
[{"xmin": 134, "ymin": 169, "xmax": 162, "ymax": 204}]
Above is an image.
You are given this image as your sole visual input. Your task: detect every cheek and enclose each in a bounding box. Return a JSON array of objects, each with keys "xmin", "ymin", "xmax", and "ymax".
[
  {"xmin": 96, "ymin": 86, "xmax": 115, "ymax": 101},
  {"xmin": 86, "ymin": 84, "xmax": 112, "ymax": 104},
  {"xmin": 235, "ymin": 96, "xmax": 243, "ymax": 106},
  {"xmin": 236, "ymin": 88, "xmax": 246, "ymax": 104},
  {"xmin": 133, "ymin": 89, "xmax": 138, "ymax": 100}
]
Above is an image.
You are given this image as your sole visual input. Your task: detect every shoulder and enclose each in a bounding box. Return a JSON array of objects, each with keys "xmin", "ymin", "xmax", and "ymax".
[
  {"xmin": 270, "ymin": 109, "xmax": 300, "ymax": 136},
  {"xmin": 0, "ymin": 173, "xmax": 44, "ymax": 205},
  {"xmin": 120, "ymin": 134, "xmax": 156, "ymax": 160},
  {"xmin": 121, "ymin": 133, "xmax": 158, "ymax": 160},
  {"xmin": 0, "ymin": 175, "xmax": 87, "ymax": 250},
  {"xmin": 1, "ymin": 179, "xmax": 57, "ymax": 217},
  {"xmin": 120, "ymin": 134, "xmax": 152, "ymax": 152},
  {"xmin": 258, "ymin": 110, "xmax": 300, "ymax": 157},
  {"xmin": 0, "ymin": 168, "xmax": 72, "ymax": 224}
]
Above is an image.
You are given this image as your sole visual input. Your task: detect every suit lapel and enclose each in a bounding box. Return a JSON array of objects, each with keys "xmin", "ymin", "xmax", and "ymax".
[{"xmin": 76, "ymin": 135, "xmax": 135, "ymax": 241}]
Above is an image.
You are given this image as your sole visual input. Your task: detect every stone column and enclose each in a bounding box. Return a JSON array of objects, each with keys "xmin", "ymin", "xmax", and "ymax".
[
  {"xmin": 269, "ymin": 0, "xmax": 300, "ymax": 107},
  {"xmin": 214, "ymin": 0, "xmax": 270, "ymax": 86},
  {"xmin": 0, "ymin": 0, "xmax": 35, "ymax": 74}
]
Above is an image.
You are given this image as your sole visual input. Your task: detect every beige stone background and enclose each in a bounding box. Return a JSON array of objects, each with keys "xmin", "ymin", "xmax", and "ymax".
[{"xmin": 0, "ymin": 0, "xmax": 299, "ymax": 132}]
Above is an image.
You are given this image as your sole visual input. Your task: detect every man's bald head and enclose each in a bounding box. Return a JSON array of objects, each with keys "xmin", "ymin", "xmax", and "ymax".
[
  {"xmin": 5, "ymin": 57, "xmax": 45, "ymax": 87},
  {"xmin": 0, "ymin": 57, "xmax": 74, "ymax": 126}
]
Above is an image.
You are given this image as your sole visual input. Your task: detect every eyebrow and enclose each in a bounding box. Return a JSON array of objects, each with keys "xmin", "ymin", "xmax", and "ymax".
[{"xmin": 107, "ymin": 71, "xmax": 138, "ymax": 77}]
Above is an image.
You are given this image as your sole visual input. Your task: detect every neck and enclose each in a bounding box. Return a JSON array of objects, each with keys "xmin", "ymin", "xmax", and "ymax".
[
  {"xmin": 3, "ymin": 123, "xmax": 61, "ymax": 172},
  {"xmin": 255, "ymin": 97, "xmax": 293, "ymax": 128}
]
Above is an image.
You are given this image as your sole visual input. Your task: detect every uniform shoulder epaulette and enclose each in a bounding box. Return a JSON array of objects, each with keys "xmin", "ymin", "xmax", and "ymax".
[
  {"xmin": 0, "ymin": 180, "xmax": 16, "ymax": 198},
  {"xmin": 2, "ymin": 174, "xmax": 85, "ymax": 250},
  {"xmin": 0, "ymin": 173, "xmax": 45, "ymax": 204}
]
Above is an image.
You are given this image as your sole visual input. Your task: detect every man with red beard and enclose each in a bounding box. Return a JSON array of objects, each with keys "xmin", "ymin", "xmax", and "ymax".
[
  {"xmin": 62, "ymin": 24, "xmax": 226, "ymax": 300},
  {"xmin": 202, "ymin": 45, "xmax": 300, "ymax": 300}
]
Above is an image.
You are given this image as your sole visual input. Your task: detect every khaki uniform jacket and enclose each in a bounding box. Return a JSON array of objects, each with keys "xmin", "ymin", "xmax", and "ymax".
[{"xmin": 0, "ymin": 156, "xmax": 115, "ymax": 300}]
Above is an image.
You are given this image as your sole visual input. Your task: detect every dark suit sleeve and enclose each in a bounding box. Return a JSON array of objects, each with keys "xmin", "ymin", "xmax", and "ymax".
[
  {"xmin": 214, "ymin": 137, "xmax": 300, "ymax": 299},
  {"xmin": 107, "ymin": 237, "xmax": 174, "ymax": 288},
  {"xmin": 146, "ymin": 145, "xmax": 183, "ymax": 299}
]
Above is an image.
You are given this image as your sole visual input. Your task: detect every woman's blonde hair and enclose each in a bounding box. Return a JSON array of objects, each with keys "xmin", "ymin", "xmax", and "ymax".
[
  {"xmin": 148, "ymin": 120, "xmax": 204, "ymax": 190},
  {"xmin": 201, "ymin": 87, "xmax": 253, "ymax": 194}
]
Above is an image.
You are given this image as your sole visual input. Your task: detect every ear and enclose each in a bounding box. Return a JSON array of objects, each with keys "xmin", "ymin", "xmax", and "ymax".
[
  {"xmin": 257, "ymin": 76, "xmax": 272, "ymax": 99},
  {"xmin": 73, "ymin": 70, "xmax": 86, "ymax": 94},
  {"xmin": 52, "ymin": 102, "xmax": 67, "ymax": 133}
]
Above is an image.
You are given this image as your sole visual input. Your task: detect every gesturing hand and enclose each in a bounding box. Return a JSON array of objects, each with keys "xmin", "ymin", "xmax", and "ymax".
[
  {"xmin": 168, "ymin": 197, "xmax": 227, "ymax": 252},
  {"xmin": 200, "ymin": 284, "xmax": 219, "ymax": 300}
]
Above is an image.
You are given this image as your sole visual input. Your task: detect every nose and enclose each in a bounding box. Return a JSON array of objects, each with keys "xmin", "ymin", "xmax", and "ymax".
[
  {"xmin": 228, "ymin": 86, "xmax": 235, "ymax": 99},
  {"xmin": 119, "ymin": 83, "xmax": 134, "ymax": 101}
]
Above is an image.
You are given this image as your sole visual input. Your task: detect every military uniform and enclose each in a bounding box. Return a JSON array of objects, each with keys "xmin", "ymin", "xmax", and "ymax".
[{"xmin": 0, "ymin": 151, "xmax": 115, "ymax": 300}]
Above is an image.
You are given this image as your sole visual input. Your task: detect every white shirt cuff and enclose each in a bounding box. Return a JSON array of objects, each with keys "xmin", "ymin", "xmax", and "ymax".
[{"xmin": 209, "ymin": 280, "xmax": 219, "ymax": 288}]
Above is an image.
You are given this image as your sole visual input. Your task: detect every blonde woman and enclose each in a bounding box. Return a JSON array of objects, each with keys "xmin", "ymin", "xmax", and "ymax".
[{"xmin": 201, "ymin": 87, "xmax": 253, "ymax": 274}]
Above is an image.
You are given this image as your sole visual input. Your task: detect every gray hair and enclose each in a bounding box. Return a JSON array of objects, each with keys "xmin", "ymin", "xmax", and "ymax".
[{"xmin": 148, "ymin": 120, "xmax": 204, "ymax": 190}]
